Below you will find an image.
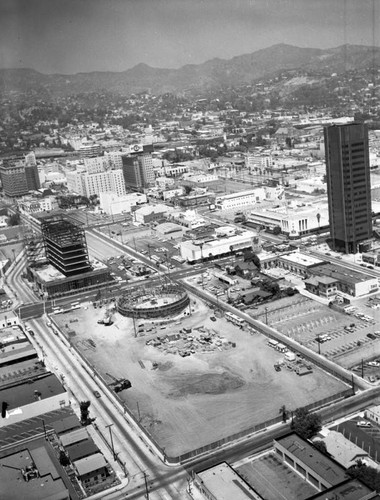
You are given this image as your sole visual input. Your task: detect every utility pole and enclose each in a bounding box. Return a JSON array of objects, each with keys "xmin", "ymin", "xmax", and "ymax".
[
  {"xmin": 317, "ymin": 334, "xmax": 321, "ymax": 355},
  {"xmin": 133, "ymin": 312, "xmax": 137, "ymax": 338},
  {"xmin": 142, "ymin": 471, "xmax": 150, "ymax": 500},
  {"xmin": 105, "ymin": 424, "xmax": 116, "ymax": 460},
  {"xmin": 41, "ymin": 418, "xmax": 47, "ymax": 440},
  {"xmin": 265, "ymin": 307, "xmax": 268, "ymax": 326}
]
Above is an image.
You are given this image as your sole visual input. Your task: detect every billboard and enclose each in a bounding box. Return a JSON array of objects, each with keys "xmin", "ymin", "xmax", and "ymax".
[{"xmin": 129, "ymin": 144, "xmax": 144, "ymax": 154}]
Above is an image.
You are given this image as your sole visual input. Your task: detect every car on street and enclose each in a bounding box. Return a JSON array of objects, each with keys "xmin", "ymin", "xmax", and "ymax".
[
  {"xmin": 93, "ymin": 390, "xmax": 101, "ymax": 398},
  {"xmin": 210, "ymin": 316, "xmax": 216, "ymax": 321},
  {"xmin": 367, "ymin": 333, "xmax": 376, "ymax": 340}
]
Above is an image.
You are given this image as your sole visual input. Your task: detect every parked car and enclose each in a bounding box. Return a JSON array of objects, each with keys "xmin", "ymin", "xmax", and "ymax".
[
  {"xmin": 93, "ymin": 391, "xmax": 101, "ymax": 398},
  {"xmin": 367, "ymin": 333, "xmax": 376, "ymax": 340},
  {"xmin": 357, "ymin": 420, "xmax": 371, "ymax": 427}
]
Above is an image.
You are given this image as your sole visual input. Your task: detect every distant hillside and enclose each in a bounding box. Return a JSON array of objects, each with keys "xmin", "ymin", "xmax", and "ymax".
[{"xmin": 1, "ymin": 43, "xmax": 379, "ymax": 97}]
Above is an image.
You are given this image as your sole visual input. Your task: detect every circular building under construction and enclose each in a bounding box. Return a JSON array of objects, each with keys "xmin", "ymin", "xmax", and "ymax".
[{"xmin": 117, "ymin": 281, "xmax": 190, "ymax": 319}]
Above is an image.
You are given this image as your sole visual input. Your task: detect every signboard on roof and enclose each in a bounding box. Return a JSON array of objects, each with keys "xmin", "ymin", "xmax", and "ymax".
[{"xmin": 129, "ymin": 144, "xmax": 144, "ymax": 154}]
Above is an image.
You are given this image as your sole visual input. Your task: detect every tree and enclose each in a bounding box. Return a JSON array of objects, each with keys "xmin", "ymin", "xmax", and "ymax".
[
  {"xmin": 243, "ymin": 250, "xmax": 261, "ymax": 270},
  {"xmin": 8, "ymin": 213, "xmax": 21, "ymax": 226},
  {"xmin": 292, "ymin": 407, "xmax": 322, "ymax": 440},
  {"xmin": 80, "ymin": 401, "xmax": 91, "ymax": 425},
  {"xmin": 59, "ymin": 450, "xmax": 70, "ymax": 466},
  {"xmin": 272, "ymin": 226, "xmax": 281, "ymax": 235},
  {"xmin": 347, "ymin": 460, "xmax": 380, "ymax": 491},
  {"xmin": 313, "ymin": 440, "xmax": 328, "ymax": 455},
  {"xmin": 262, "ymin": 280, "xmax": 280, "ymax": 296},
  {"xmin": 279, "ymin": 404, "xmax": 289, "ymax": 423}
]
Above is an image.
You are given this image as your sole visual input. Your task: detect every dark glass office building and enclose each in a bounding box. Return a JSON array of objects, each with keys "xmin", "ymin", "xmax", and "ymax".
[{"xmin": 324, "ymin": 123, "xmax": 372, "ymax": 253}]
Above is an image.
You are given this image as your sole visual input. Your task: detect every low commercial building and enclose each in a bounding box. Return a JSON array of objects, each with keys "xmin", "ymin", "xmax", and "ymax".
[
  {"xmin": 66, "ymin": 439, "xmax": 99, "ymax": 462},
  {"xmin": 154, "ymin": 222, "xmax": 184, "ymax": 239},
  {"xmin": 0, "ymin": 439, "xmax": 70, "ymax": 500},
  {"xmin": 319, "ymin": 430, "xmax": 376, "ymax": 469},
  {"xmin": 310, "ymin": 263, "xmax": 378, "ymax": 298},
  {"xmin": 264, "ymin": 251, "xmax": 378, "ymax": 298},
  {"xmin": 274, "ymin": 433, "xmax": 347, "ymax": 491},
  {"xmin": 134, "ymin": 204, "xmax": 172, "ymax": 225},
  {"xmin": 175, "ymin": 193, "xmax": 211, "ymax": 208},
  {"xmin": 247, "ymin": 204, "xmax": 329, "ymax": 237},
  {"xmin": 0, "ymin": 373, "xmax": 69, "ymax": 428},
  {"xmin": 193, "ymin": 462, "xmax": 262, "ymax": 500},
  {"xmin": 215, "ymin": 188, "xmax": 266, "ymax": 211},
  {"xmin": 180, "ymin": 229, "xmax": 260, "ymax": 264},
  {"xmin": 99, "ymin": 191, "xmax": 146, "ymax": 215},
  {"xmin": 74, "ymin": 454, "xmax": 108, "ymax": 487},
  {"xmin": 304, "ymin": 276, "xmax": 339, "ymax": 299}
]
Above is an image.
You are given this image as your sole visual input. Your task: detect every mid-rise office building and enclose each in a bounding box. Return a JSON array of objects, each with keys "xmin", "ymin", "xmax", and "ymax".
[
  {"xmin": 122, "ymin": 153, "xmax": 154, "ymax": 190},
  {"xmin": 324, "ymin": 123, "xmax": 372, "ymax": 253},
  {"xmin": 0, "ymin": 158, "xmax": 40, "ymax": 197}
]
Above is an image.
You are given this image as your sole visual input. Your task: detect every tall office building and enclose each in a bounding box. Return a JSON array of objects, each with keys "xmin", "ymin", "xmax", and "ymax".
[
  {"xmin": 0, "ymin": 157, "xmax": 40, "ymax": 197},
  {"xmin": 122, "ymin": 153, "xmax": 154, "ymax": 191},
  {"xmin": 324, "ymin": 123, "xmax": 372, "ymax": 253}
]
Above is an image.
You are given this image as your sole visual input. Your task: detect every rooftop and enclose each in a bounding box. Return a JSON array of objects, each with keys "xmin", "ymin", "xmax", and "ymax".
[
  {"xmin": 197, "ymin": 462, "xmax": 260, "ymax": 500},
  {"xmin": 51, "ymin": 415, "xmax": 81, "ymax": 436},
  {"xmin": 59, "ymin": 428, "xmax": 89, "ymax": 448},
  {"xmin": 0, "ymin": 373, "xmax": 65, "ymax": 411},
  {"xmin": 313, "ymin": 263, "xmax": 376, "ymax": 286},
  {"xmin": 74, "ymin": 453, "xmax": 107, "ymax": 477},
  {"xmin": 66, "ymin": 439, "xmax": 99, "ymax": 462},
  {"xmin": 320, "ymin": 430, "xmax": 371, "ymax": 469},
  {"xmin": 275, "ymin": 433, "xmax": 347, "ymax": 486},
  {"xmin": 309, "ymin": 479, "xmax": 375, "ymax": 500},
  {"xmin": 280, "ymin": 252, "xmax": 324, "ymax": 267},
  {"xmin": 0, "ymin": 444, "xmax": 69, "ymax": 500}
]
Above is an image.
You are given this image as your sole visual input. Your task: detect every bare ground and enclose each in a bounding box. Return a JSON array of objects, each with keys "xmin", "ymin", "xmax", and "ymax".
[{"xmin": 54, "ymin": 296, "xmax": 349, "ymax": 457}]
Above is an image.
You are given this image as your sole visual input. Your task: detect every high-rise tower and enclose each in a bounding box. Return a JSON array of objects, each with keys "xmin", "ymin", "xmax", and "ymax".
[{"xmin": 324, "ymin": 123, "xmax": 372, "ymax": 253}]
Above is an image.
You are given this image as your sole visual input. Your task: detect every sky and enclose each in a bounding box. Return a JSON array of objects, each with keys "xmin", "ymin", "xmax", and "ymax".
[{"xmin": 0, "ymin": 0, "xmax": 379, "ymax": 74}]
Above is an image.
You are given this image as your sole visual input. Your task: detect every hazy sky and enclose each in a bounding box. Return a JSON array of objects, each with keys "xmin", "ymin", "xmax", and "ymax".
[{"xmin": 0, "ymin": 0, "xmax": 379, "ymax": 74}]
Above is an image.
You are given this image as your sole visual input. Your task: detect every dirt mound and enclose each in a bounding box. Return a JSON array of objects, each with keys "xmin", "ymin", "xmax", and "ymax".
[{"xmin": 167, "ymin": 371, "xmax": 245, "ymax": 398}]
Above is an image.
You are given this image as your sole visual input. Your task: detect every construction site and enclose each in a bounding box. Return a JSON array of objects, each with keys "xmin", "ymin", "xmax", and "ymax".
[
  {"xmin": 52, "ymin": 291, "xmax": 350, "ymax": 459},
  {"xmin": 117, "ymin": 280, "xmax": 190, "ymax": 319}
]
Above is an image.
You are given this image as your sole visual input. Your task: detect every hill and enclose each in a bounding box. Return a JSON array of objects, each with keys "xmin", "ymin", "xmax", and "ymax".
[{"xmin": 1, "ymin": 43, "xmax": 379, "ymax": 97}]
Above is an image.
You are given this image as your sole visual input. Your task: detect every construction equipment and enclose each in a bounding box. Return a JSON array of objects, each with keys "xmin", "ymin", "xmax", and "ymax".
[{"xmin": 105, "ymin": 372, "xmax": 131, "ymax": 392}]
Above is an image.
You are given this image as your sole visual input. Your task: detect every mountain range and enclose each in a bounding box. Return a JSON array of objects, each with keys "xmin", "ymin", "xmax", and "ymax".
[{"xmin": 1, "ymin": 43, "xmax": 379, "ymax": 97}]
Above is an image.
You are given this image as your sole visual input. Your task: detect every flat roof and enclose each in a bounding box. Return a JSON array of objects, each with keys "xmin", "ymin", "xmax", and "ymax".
[
  {"xmin": 280, "ymin": 252, "xmax": 323, "ymax": 267},
  {"xmin": 313, "ymin": 263, "xmax": 376, "ymax": 285},
  {"xmin": 0, "ymin": 373, "xmax": 65, "ymax": 409},
  {"xmin": 74, "ymin": 453, "xmax": 107, "ymax": 476},
  {"xmin": 0, "ymin": 359, "xmax": 47, "ymax": 390},
  {"xmin": 66, "ymin": 439, "xmax": 99, "ymax": 462},
  {"xmin": 276, "ymin": 434, "xmax": 347, "ymax": 486},
  {"xmin": 309, "ymin": 479, "xmax": 374, "ymax": 500},
  {"xmin": 50, "ymin": 414, "xmax": 81, "ymax": 435},
  {"xmin": 0, "ymin": 445, "xmax": 69, "ymax": 500},
  {"xmin": 59, "ymin": 428, "xmax": 89, "ymax": 447},
  {"xmin": 198, "ymin": 462, "xmax": 260, "ymax": 500}
]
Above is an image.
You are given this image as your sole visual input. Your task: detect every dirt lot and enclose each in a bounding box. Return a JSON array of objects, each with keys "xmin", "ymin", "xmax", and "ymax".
[{"xmin": 54, "ymin": 295, "xmax": 349, "ymax": 458}]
